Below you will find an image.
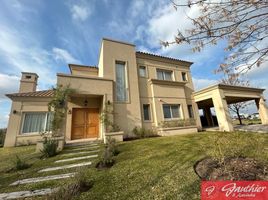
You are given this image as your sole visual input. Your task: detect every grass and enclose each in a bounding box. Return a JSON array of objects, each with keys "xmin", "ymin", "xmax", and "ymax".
[
  {"xmin": 0, "ymin": 131, "xmax": 267, "ymax": 200},
  {"xmin": 233, "ymin": 118, "xmax": 262, "ymax": 125}
]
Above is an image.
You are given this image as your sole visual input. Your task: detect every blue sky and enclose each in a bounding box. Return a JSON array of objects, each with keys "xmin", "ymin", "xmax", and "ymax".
[{"xmin": 0, "ymin": 0, "xmax": 267, "ymax": 128}]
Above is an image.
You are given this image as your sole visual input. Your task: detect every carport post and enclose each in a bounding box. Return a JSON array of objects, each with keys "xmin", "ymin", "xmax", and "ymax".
[
  {"xmin": 255, "ymin": 96, "xmax": 268, "ymax": 124},
  {"xmin": 212, "ymin": 89, "xmax": 234, "ymax": 132}
]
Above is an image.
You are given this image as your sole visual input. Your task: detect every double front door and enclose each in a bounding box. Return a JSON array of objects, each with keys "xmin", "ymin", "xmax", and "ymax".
[{"xmin": 71, "ymin": 108, "xmax": 99, "ymax": 140}]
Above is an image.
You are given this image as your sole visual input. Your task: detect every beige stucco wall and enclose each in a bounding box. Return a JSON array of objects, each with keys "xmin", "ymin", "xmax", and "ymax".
[
  {"xmin": 136, "ymin": 56, "xmax": 201, "ymax": 130},
  {"xmin": 4, "ymin": 98, "xmax": 51, "ymax": 147},
  {"xmin": 98, "ymin": 39, "xmax": 143, "ymax": 134}
]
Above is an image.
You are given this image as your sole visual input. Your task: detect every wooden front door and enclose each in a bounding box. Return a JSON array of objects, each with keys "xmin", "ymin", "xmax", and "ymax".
[{"xmin": 71, "ymin": 108, "xmax": 99, "ymax": 140}]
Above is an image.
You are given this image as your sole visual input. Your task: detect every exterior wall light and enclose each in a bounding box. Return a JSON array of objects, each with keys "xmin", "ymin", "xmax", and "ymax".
[
  {"xmin": 84, "ymin": 99, "xmax": 88, "ymax": 106},
  {"xmin": 13, "ymin": 110, "xmax": 17, "ymax": 114},
  {"xmin": 68, "ymin": 109, "xmax": 72, "ymax": 114}
]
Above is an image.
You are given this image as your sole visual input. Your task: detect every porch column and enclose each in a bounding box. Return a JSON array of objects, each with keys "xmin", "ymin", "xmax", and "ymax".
[
  {"xmin": 212, "ymin": 89, "xmax": 234, "ymax": 132},
  {"xmin": 203, "ymin": 106, "xmax": 214, "ymax": 127},
  {"xmin": 255, "ymin": 96, "xmax": 268, "ymax": 124}
]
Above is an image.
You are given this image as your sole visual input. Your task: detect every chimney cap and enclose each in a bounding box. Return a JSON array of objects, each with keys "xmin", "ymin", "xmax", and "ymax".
[{"xmin": 21, "ymin": 72, "xmax": 39, "ymax": 78}]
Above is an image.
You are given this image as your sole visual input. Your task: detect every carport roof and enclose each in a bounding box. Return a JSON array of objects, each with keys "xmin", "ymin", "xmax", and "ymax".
[{"xmin": 194, "ymin": 84, "xmax": 265, "ymax": 108}]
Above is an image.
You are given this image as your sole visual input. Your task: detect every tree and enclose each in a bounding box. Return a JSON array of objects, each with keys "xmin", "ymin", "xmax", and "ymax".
[
  {"xmin": 221, "ymin": 72, "xmax": 250, "ymax": 125},
  {"xmin": 162, "ymin": 0, "xmax": 268, "ymax": 74}
]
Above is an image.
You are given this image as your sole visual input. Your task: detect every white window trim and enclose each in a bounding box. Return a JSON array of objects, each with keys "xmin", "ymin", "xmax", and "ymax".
[{"xmin": 20, "ymin": 112, "xmax": 52, "ymax": 135}]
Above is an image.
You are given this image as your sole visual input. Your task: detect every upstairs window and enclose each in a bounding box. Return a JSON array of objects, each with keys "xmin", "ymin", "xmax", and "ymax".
[
  {"xmin": 163, "ymin": 104, "xmax": 180, "ymax": 119},
  {"xmin": 182, "ymin": 72, "xmax": 187, "ymax": 81},
  {"xmin": 157, "ymin": 69, "xmax": 173, "ymax": 81},
  {"xmin": 115, "ymin": 61, "xmax": 128, "ymax": 102},
  {"xmin": 139, "ymin": 66, "xmax": 146, "ymax": 77}
]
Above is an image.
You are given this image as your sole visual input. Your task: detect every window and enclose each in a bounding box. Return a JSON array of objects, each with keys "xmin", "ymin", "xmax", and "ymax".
[
  {"xmin": 143, "ymin": 104, "xmax": 151, "ymax": 121},
  {"xmin": 25, "ymin": 75, "xmax": 31, "ymax": 79},
  {"xmin": 139, "ymin": 66, "xmax": 146, "ymax": 77},
  {"xmin": 156, "ymin": 69, "xmax": 173, "ymax": 81},
  {"xmin": 22, "ymin": 112, "xmax": 53, "ymax": 134},
  {"xmin": 115, "ymin": 61, "xmax": 128, "ymax": 102},
  {"xmin": 188, "ymin": 105, "xmax": 194, "ymax": 118},
  {"xmin": 163, "ymin": 104, "xmax": 180, "ymax": 119},
  {"xmin": 182, "ymin": 72, "xmax": 187, "ymax": 81}
]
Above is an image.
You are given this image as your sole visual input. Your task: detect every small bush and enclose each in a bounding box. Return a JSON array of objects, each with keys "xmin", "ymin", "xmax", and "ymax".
[
  {"xmin": 159, "ymin": 119, "xmax": 196, "ymax": 128},
  {"xmin": 14, "ymin": 155, "xmax": 31, "ymax": 170},
  {"xmin": 132, "ymin": 126, "xmax": 158, "ymax": 139},
  {"xmin": 49, "ymin": 169, "xmax": 93, "ymax": 200},
  {"xmin": 0, "ymin": 129, "xmax": 6, "ymax": 147},
  {"xmin": 40, "ymin": 137, "xmax": 58, "ymax": 158},
  {"xmin": 96, "ymin": 138, "xmax": 118, "ymax": 169}
]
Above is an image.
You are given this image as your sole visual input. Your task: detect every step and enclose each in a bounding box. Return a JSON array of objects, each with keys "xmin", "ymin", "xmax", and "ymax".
[
  {"xmin": 0, "ymin": 188, "xmax": 56, "ymax": 199},
  {"xmin": 65, "ymin": 139, "xmax": 101, "ymax": 147},
  {"xmin": 64, "ymin": 143, "xmax": 99, "ymax": 150},
  {"xmin": 61, "ymin": 149, "xmax": 100, "ymax": 157},
  {"xmin": 55, "ymin": 155, "xmax": 98, "ymax": 163},
  {"xmin": 38, "ymin": 162, "xmax": 92, "ymax": 173},
  {"xmin": 10, "ymin": 173, "xmax": 76, "ymax": 186}
]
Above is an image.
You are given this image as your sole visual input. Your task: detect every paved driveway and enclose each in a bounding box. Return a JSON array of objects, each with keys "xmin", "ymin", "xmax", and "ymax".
[{"xmin": 234, "ymin": 124, "xmax": 268, "ymax": 133}]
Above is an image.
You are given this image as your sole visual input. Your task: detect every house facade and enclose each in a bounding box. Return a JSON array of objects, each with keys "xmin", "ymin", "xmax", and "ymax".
[{"xmin": 4, "ymin": 38, "xmax": 202, "ymax": 147}]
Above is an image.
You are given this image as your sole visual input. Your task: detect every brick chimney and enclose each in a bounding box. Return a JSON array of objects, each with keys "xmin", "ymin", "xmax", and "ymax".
[{"xmin": 19, "ymin": 72, "xmax": 39, "ymax": 93}]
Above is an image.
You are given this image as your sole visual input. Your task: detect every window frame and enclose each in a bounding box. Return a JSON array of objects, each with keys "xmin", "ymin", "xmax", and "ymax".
[
  {"xmin": 187, "ymin": 105, "xmax": 194, "ymax": 118},
  {"xmin": 139, "ymin": 66, "xmax": 147, "ymax": 78},
  {"xmin": 181, "ymin": 72, "xmax": 188, "ymax": 81},
  {"xmin": 115, "ymin": 61, "xmax": 129, "ymax": 103},
  {"xmin": 156, "ymin": 69, "xmax": 173, "ymax": 81},
  {"xmin": 20, "ymin": 112, "xmax": 53, "ymax": 135},
  {"xmin": 162, "ymin": 104, "xmax": 181, "ymax": 120},
  {"xmin": 142, "ymin": 104, "xmax": 151, "ymax": 122}
]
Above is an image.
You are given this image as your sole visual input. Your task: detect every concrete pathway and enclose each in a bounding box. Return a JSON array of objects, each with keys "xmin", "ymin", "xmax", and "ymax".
[
  {"xmin": 55, "ymin": 154, "xmax": 98, "ymax": 163},
  {"xmin": 61, "ymin": 149, "xmax": 99, "ymax": 156},
  {"xmin": 0, "ymin": 188, "xmax": 56, "ymax": 199},
  {"xmin": 10, "ymin": 173, "xmax": 76, "ymax": 186},
  {"xmin": 234, "ymin": 124, "xmax": 268, "ymax": 133},
  {"xmin": 38, "ymin": 161, "xmax": 92, "ymax": 173}
]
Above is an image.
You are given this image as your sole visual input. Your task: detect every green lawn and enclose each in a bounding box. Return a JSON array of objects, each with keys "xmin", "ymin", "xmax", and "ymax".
[{"xmin": 0, "ymin": 132, "xmax": 267, "ymax": 200}]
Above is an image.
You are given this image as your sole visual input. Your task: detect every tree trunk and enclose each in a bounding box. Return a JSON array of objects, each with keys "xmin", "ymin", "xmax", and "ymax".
[{"xmin": 236, "ymin": 110, "xmax": 243, "ymax": 125}]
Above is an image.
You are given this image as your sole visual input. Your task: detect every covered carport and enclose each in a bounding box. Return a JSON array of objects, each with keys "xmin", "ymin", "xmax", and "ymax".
[{"xmin": 193, "ymin": 84, "xmax": 268, "ymax": 132}]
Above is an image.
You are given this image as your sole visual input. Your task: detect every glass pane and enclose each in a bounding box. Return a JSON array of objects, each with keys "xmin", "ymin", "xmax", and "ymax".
[
  {"xmin": 143, "ymin": 104, "xmax": 150, "ymax": 120},
  {"xmin": 157, "ymin": 70, "xmax": 164, "ymax": 80},
  {"xmin": 171, "ymin": 105, "xmax": 180, "ymax": 118},
  {"xmin": 182, "ymin": 72, "xmax": 187, "ymax": 81},
  {"xmin": 139, "ymin": 66, "xmax": 146, "ymax": 77},
  {"xmin": 164, "ymin": 71, "xmax": 172, "ymax": 81},
  {"xmin": 163, "ymin": 105, "xmax": 171, "ymax": 119},
  {"xmin": 188, "ymin": 105, "xmax": 194, "ymax": 118},
  {"xmin": 116, "ymin": 62, "xmax": 127, "ymax": 102},
  {"xmin": 22, "ymin": 113, "xmax": 46, "ymax": 133},
  {"xmin": 45, "ymin": 112, "xmax": 54, "ymax": 131}
]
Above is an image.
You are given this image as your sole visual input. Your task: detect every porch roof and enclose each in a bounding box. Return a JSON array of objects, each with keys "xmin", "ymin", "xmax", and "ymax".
[{"xmin": 6, "ymin": 89, "xmax": 54, "ymax": 99}]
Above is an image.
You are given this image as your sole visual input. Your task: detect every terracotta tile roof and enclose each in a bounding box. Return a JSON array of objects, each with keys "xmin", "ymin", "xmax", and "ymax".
[
  {"xmin": 136, "ymin": 51, "xmax": 193, "ymax": 64},
  {"xmin": 6, "ymin": 89, "xmax": 54, "ymax": 98}
]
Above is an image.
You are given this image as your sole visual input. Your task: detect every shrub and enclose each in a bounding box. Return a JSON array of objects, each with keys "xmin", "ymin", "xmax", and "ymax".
[
  {"xmin": 0, "ymin": 129, "xmax": 6, "ymax": 147},
  {"xmin": 40, "ymin": 137, "xmax": 58, "ymax": 158},
  {"xmin": 96, "ymin": 138, "xmax": 118, "ymax": 169},
  {"xmin": 14, "ymin": 155, "xmax": 31, "ymax": 170},
  {"xmin": 49, "ymin": 169, "xmax": 93, "ymax": 200},
  {"xmin": 159, "ymin": 119, "xmax": 196, "ymax": 128},
  {"xmin": 132, "ymin": 126, "xmax": 158, "ymax": 139}
]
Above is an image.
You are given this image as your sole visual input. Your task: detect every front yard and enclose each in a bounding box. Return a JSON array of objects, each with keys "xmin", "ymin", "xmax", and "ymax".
[{"xmin": 0, "ymin": 131, "xmax": 267, "ymax": 200}]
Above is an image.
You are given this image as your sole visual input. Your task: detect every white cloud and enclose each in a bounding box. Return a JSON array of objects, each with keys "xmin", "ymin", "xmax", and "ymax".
[
  {"xmin": 192, "ymin": 77, "xmax": 218, "ymax": 91},
  {"xmin": 71, "ymin": 5, "xmax": 90, "ymax": 21},
  {"xmin": 0, "ymin": 73, "xmax": 19, "ymax": 99},
  {"xmin": 52, "ymin": 47, "xmax": 80, "ymax": 64}
]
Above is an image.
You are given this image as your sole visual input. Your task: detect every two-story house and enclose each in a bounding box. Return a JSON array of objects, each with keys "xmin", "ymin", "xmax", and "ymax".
[{"xmin": 4, "ymin": 38, "xmax": 201, "ymax": 147}]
